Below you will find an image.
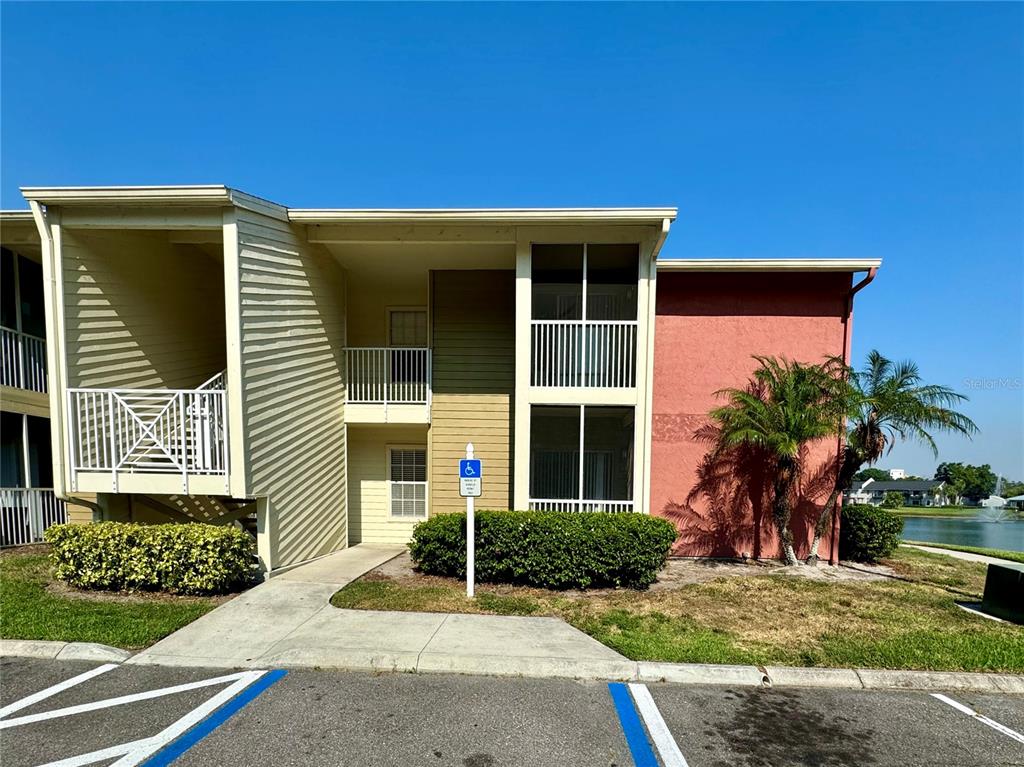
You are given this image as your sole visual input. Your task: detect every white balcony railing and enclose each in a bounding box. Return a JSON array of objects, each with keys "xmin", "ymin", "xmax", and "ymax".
[
  {"xmin": 531, "ymin": 320, "xmax": 637, "ymax": 388},
  {"xmin": 1, "ymin": 327, "xmax": 47, "ymax": 393},
  {"xmin": 0, "ymin": 489, "xmax": 67, "ymax": 546},
  {"xmin": 528, "ymin": 498, "xmax": 635, "ymax": 513},
  {"xmin": 345, "ymin": 348, "xmax": 431, "ymax": 405},
  {"xmin": 67, "ymin": 381, "xmax": 228, "ymax": 493}
]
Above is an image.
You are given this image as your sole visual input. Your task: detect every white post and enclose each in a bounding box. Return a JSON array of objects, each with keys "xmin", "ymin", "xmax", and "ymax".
[{"xmin": 466, "ymin": 441, "xmax": 475, "ymax": 598}]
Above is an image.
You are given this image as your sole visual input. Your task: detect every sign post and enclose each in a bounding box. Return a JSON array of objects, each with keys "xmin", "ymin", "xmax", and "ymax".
[{"xmin": 459, "ymin": 443, "xmax": 482, "ymax": 598}]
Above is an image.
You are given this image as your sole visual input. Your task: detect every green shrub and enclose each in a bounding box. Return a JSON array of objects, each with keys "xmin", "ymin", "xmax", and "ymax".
[
  {"xmin": 45, "ymin": 522, "xmax": 258, "ymax": 596},
  {"xmin": 881, "ymin": 491, "xmax": 904, "ymax": 509},
  {"xmin": 409, "ymin": 510, "xmax": 677, "ymax": 590},
  {"xmin": 839, "ymin": 504, "xmax": 904, "ymax": 562}
]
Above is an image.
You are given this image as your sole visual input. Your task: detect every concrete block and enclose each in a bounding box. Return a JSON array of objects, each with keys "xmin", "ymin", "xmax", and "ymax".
[
  {"xmin": 857, "ymin": 669, "xmax": 1004, "ymax": 693},
  {"xmin": 0, "ymin": 640, "xmax": 67, "ymax": 659},
  {"xmin": 765, "ymin": 666, "xmax": 864, "ymax": 689},
  {"xmin": 416, "ymin": 653, "xmax": 638, "ymax": 681},
  {"xmin": 56, "ymin": 642, "xmax": 131, "ymax": 663},
  {"xmin": 637, "ymin": 662, "xmax": 768, "ymax": 686}
]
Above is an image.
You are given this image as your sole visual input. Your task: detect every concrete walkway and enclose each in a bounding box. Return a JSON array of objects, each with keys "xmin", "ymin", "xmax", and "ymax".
[
  {"xmin": 903, "ymin": 544, "xmax": 1016, "ymax": 566},
  {"xmin": 128, "ymin": 544, "xmax": 629, "ymax": 678}
]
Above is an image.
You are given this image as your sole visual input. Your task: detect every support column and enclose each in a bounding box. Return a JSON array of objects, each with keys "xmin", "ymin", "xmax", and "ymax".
[
  {"xmin": 512, "ymin": 233, "xmax": 532, "ymax": 511},
  {"xmin": 256, "ymin": 496, "xmax": 275, "ymax": 575}
]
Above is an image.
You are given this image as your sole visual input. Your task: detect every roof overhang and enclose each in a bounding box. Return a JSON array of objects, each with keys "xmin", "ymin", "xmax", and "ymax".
[
  {"xmin": 20, "ymin": 185, "xmax": 235, "ymax": 207},
  {"xmin": 0, "ymin": 210, "xmax": 35, "ymax": 222},
  {"xmin": 656, "ymin": 258, "xmax": 882, "ymax": 273},
  {"xmin": 289, "ymin": 207, "xmax": 678, "ymax": 226}
]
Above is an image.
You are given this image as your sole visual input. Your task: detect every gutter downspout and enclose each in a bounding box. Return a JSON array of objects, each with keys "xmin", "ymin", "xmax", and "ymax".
[
  {"xmin": 830, "ymin": 266, "xmax": 878, "ymax": 564},
  {"xmin": 27, "ymin": 201, "xmax": 71, "ymax": 505}
]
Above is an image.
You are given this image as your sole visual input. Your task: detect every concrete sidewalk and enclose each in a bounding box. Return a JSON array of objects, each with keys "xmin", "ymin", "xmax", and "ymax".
[
  {"xmin": 904, "ymin": 544, "xmax": 1016, "ymax": 566},
  {"xmin": 129, "ymin": 543, "xmax": 629, "ymax": 678},
  {"xmin": 128, "ymin": 544, "xmax": 407, "ymax": 668}
]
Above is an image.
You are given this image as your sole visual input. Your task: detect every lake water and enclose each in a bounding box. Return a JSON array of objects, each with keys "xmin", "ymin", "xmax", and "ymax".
[{"xmin": 901, "ymin": 515, "xmax": 1024, "ymax": 552}]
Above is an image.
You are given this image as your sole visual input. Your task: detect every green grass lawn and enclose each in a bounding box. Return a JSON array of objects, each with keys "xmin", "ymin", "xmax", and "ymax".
[
  {"xmin": 333, "ymin": 548, "xmax": 1024, "ymax": 673},
  {"xmin": 903, "ymin": 541, "xmax": 1024, "ymax": 564},
  {"xmin": 892, "ymin": 506, "xmax": 981, "ymax": 518},
  {"xmin": 1, "ymin": 548, "xmax": 225, "ymax": 650}
]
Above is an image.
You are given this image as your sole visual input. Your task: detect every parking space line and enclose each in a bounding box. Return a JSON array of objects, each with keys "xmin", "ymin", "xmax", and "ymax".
[
  {"xmin": 608, "ymin": 682, "xmax": 659, "ymax": 767},
  {"xmin": 36, "ymin": 737, "xmax": 152, "ymax": 767},
  {"xmin": 0, "ymin": 663, "xmax": 118, "ymax": 720},
  {"xmin": 138, "ymin": 669, "xmax": 288, "ymax": 767},
  {"xmin": 628, "ymin": 683, "xmax": 689, "ymax": 767},
  {"xmin": 0, "ymin": 670, "xmax": 256, "ymax": 730},
  {"xmin": 932, "ymin": 693, "xmax": 1024, "ymax": 745}
]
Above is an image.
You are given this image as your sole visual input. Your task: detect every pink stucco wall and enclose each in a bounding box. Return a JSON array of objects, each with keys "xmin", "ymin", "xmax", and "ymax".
[{"xmin": 651, "ymin": 271, "xmax": 852, "ymax": 560}]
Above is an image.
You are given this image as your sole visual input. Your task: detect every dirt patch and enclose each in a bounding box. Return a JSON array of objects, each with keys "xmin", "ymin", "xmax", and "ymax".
[
  {"xmin": 44, "ymin": 579, "xmax": 233, "ymax": 606},
  {"xmin": 375, "ymin": 551, "xmax": 893, "ymax": 592}
]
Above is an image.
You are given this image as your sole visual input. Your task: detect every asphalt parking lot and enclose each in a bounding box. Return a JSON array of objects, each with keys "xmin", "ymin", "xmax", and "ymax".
[{"xmin": 1, "ymin": 656, "xmax": 1021, "ymax": 766}]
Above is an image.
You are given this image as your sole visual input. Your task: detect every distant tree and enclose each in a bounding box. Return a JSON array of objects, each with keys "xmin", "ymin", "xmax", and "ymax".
[
  {"xmin": 854, "ymin": 468, "xmax": 890, "ymax": 482},
  {"xmin": 881, "ymin": 491, "xmax": 904, "ymax": 509},
  {"xmin": 934, "ymin": 463, "xmax": 997, "ymax": 503},
  {"xmin": 808, "ymin": 351, "xmax": 977, "ymax": 564},
  {"xmin": 998, "ymin": 479, "xmax": 1024, "ymax": 499}
]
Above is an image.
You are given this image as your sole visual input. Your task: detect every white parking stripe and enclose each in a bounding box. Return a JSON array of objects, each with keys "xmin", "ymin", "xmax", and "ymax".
[
  {"xmin": 628, "ymin": 683, "xmax": 690, "ymax": 767},
  {"xmin": 31, "ymin": 671, "xmax": 268, "ymax": 767},
  {"xmin": 0, "ymin": 663, "xmax": 118, "ymax": 720},
  {"xmin": 35, "ymin": 737, "xmax": 151, "ymax": 767},
  {"xmin": 111, "ymin": 671, "xmax": 267, "ymax": 767},
  {"xmin": 0, "ymin": 670, "xmax": 255, "ymax": 730},
  {"xmin": 932, "ymin": 693, "xmax": 1024, "ymax": 744}
]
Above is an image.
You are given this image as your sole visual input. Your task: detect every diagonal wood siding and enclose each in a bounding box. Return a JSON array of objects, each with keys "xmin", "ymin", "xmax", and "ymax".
[
  {"xmin": 429, "ymin": 270, "xmax": 515, "ymax": 514},
  {"xmin": 235, "ymin": 208, "xmax": 348, "ymax": 568}
]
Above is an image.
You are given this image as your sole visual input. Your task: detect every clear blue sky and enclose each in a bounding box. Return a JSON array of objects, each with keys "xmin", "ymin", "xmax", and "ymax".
[{"xmin": 3, "ymin": 2, "xmax": 1021, "ymax": 479}]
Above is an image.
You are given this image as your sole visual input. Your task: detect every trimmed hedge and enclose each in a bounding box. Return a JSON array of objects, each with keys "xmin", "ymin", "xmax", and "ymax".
[
  {"xmin": 45, "ymin": 522, "xmax": 258, "ymax": 595},
  {"xmin": 839, "ymin": 504, "xmax": 904, "ymax": 563},
  {"xmin": 409, "ymin": 510, "xmax": 677, "ymax": 590}
]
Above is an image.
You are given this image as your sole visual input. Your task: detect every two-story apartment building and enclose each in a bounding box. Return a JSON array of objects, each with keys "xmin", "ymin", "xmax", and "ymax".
[{"xmin": 16, "ymin": 185, "xmax": 879, "ymax": 570}]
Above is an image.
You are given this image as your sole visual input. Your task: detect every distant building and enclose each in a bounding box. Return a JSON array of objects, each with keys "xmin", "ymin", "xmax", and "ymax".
[
  {"xmin": 888, "ymin": 469, "xmax": 906, "ymax": 480},
  {"xmin": 845, "ymin": 478, "xmax": 948, "ymax": 507},
  {"xmin": 1007, "ymin": 495, "xmax": 1024, "ymax": 512},
  {"xmin": 980, "ymin": 496, "xmax": 1007, "ymax": 509}
]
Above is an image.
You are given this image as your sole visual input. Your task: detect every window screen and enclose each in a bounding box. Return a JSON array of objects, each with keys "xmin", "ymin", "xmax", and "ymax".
[
  {"xmin": 390, "ymin": 448, "xmax": 427, "ymax": 518},
  {"xmin": 389, "ymin": 311, "xmax": 427, "ymax": 347}
]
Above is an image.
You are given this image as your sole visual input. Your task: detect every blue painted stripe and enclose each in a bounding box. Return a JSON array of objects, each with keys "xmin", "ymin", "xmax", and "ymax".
[
  {"xmin": 608, "ymin": 682, "xmax": 659, "ymax": 767},
  {"xmin": 141, "ymin": 669, "xmax": 288, "ymax": 767}
]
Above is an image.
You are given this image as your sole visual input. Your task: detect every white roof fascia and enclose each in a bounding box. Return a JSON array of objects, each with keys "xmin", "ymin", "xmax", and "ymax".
[{"xmin": 656, "ymin": 258, "xmax": 882, "ymax": 273}]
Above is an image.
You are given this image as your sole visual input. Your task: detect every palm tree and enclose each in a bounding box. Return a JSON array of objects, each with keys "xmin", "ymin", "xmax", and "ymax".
[
  {"xmin": 806, "ymin": 350, "xmax": 978, "ymax": 562},
  {"xmin": 711, "ymin": 356, "xmax": 850, "ymax": 566}
]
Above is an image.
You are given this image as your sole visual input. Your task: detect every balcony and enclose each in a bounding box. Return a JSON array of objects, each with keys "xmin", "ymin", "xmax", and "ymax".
[
  {"xmin": 528, "ymin": 499, "xmax": 635, "ymax": 513},
  {"xmin": 0, "ymin": 488, "xmax": 67, "ymax": 546},
  {"xmin": 66, "ymin": 372, "xmax": 229, "ymax": 494},
  {"xmin": 345, "ymin": 347, "xmax": 431, "ymax": 423},
  {"xmin": 530, "ymin": 320, "xmax": 637, "ymax": 388},
  {"xmin": 1, "ymin": 327, "xmax": 47, "ymax": 394}
]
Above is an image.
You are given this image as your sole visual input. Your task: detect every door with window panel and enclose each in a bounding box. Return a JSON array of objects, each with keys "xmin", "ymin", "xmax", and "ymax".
[
  {"xmin": 389, "ymin": 447, "xmax": 427, "ymax": 519},
  {"xmin": 388, "ymin": 310, "xmax": 428, "ymax": 402}
]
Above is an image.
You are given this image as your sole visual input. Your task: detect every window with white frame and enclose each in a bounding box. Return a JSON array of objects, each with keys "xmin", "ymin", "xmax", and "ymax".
[{"xmin": 389, "ymin": 447, "xmax": 427, "ymax": 519}]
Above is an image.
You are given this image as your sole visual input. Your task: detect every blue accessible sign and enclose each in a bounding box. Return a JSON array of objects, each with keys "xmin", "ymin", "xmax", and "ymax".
[{"xmin": 459, "ymin": 459, "xmax": 482, "ymax": 497}]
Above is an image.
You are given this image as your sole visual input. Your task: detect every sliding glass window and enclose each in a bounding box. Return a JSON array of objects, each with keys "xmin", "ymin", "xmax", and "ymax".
[{"xmin": 529, "ymin": 405, "xmax": 634, "ymax": 512}]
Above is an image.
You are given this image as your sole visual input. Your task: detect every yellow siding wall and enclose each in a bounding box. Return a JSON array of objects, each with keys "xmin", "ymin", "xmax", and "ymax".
[
  {"xmin": 346, "ymin": 273, "xmax": 427, "ymax": 347},
  {"xmin": 429, "ymin": 270, "xmax": 515, "ymax": 514},
  {"xmin": 61, "ymin": 229, "xmax": 225, "ymax": 389},
  {"xmin": 347, "ymin": 425, "xmax": 427, "ymax": 545},
  {"xmin": 235, "ymin": 208, "xmax": 348, "ymax": 569}
]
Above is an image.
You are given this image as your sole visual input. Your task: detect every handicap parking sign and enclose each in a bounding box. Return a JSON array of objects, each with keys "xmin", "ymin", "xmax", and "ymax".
[{"xmin": 459, "ymin": 459, "xmax": 482, "ymax": 497}]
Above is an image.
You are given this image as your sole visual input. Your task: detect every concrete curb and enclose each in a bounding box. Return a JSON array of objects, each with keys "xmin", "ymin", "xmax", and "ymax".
[
  {"xmin": 1, "ymin": 639, "xmax": 131, "ymax": 663},
  {"xmin": 3, "ymin": 639, "xmax": 1022, "ymax": 694}
]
